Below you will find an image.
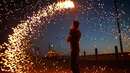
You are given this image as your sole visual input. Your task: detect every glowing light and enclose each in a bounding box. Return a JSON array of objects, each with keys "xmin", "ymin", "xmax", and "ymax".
[
  {"xmin": 63, "ymin": 1, "xmax": 75, "ymax": 8},
  {"xmin": 0, "ymin": 45, "xmax": 2, "ymax": 49}
]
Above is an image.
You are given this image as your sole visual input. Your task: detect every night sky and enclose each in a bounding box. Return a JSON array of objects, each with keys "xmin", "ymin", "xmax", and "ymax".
[{"xmin": 0, "ymin": 0, "xmax": 130, "ymax": 55}]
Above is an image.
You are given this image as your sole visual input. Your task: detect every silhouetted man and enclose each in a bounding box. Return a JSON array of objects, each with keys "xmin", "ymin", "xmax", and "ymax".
[{"xmin": 66, "ymin": 20, "xmax": 81, "ymax": 73}]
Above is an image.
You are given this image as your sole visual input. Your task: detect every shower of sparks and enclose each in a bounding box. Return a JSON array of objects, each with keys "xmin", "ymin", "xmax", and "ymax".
[
  {"xmin": 0, "ymin": 0, "xmax": 75, "ymax": 72},
  {"xmin": 0, "ymin": 0, "xmax": 130, "ymax": 73}
]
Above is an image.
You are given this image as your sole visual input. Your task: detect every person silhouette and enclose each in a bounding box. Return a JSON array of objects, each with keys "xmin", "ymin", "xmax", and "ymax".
[{"xmin": 66, "ymin": 20, "xmax": 81, "ymax": 73}]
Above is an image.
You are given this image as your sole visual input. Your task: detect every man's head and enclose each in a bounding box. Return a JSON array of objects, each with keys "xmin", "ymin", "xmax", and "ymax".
[{"xmin": 72, "ymin": 20, "xmax": 79, "ymax": 29}]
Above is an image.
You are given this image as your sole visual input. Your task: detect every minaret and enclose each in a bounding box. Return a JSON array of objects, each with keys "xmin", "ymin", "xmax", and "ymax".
[{"xmin": 48, "ymin": 42, "xmax": 51, "ymax": 51}]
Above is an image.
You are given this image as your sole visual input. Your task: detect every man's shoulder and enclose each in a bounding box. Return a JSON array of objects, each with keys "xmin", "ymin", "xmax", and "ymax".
[
  {"xmin": 70, "ymin": 29, "xmax": 75, "ymax": 33},
  {"xmin": 70, "ymin": 29, "xmax": 74, "ymax": 31},
  {"xmin": 70, "ymin": 29, "xmax": 81, "ymax": 33},
  {"xmin": 70, "ymin": 29, "xmax": 79, "ymax": 31}
]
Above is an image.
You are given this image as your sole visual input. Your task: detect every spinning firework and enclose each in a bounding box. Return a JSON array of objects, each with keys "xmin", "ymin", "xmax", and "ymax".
[{"xmin": 0, "ymin": 0, "xmax": 75, "ymax": 73}]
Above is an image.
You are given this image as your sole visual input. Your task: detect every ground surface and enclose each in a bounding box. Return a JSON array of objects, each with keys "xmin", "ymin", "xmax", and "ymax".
[
  {"xmin": 1, "ymin": 58, "xmax": 130, "ymax": 73},
  {"xmin": 31, "ymin": 58, "xmax": 130, "ymax": 73}
]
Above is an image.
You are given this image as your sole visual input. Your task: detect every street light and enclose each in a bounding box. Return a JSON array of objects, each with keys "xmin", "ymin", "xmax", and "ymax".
[
  {"xmin": 114, "ymin": 0, "xmax": 123, "ymax": 58},
  {"xmin": 56, "ymin": 37, "xmax": 63, "ymax": 49}
]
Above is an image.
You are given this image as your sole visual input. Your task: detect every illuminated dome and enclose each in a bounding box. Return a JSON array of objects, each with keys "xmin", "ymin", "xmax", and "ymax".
[{"xmin": 48, "ymin": 43, "xmax": 56, "ymax": 57}]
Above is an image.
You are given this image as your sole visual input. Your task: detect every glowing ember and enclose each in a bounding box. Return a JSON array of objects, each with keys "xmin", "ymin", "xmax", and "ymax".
[{"xmin": 63, "ymin": 0, "xmax": 75, "ymax": 8}]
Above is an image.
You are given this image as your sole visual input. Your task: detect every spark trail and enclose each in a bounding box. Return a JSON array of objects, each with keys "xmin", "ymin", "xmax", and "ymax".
[{"xmin": 0, "ymin": 0, "xmax": 75, "ymax": 73}]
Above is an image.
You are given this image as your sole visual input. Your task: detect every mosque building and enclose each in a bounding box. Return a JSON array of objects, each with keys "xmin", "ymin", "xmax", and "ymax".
[{"xmin": 48, "ymin": 43, "xmax": 57, "ymax": 57}]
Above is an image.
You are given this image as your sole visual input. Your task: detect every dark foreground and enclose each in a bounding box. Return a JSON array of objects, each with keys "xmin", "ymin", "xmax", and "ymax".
[
  {"xmin": 31, "ymin": 58, "xmax": 130, "ymax": 73},
  {"xmin": 1, "ymin": 58, "xmax": 130, "ymax": 73}
]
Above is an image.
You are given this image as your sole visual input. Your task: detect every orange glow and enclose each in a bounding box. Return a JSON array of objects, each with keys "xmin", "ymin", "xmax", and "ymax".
[
  {"xmin": 63, "ymin": 0, "xmax": 75, "ymax": 8},
  {"xmin": 57, "ymin": 0, "xmax": 75, "ymax": 9}
]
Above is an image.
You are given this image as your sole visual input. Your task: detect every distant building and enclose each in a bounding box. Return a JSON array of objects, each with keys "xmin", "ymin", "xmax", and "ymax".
[{"xmin": 48, "ymin": 43, "xmax": 57, "ymax": 57}]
